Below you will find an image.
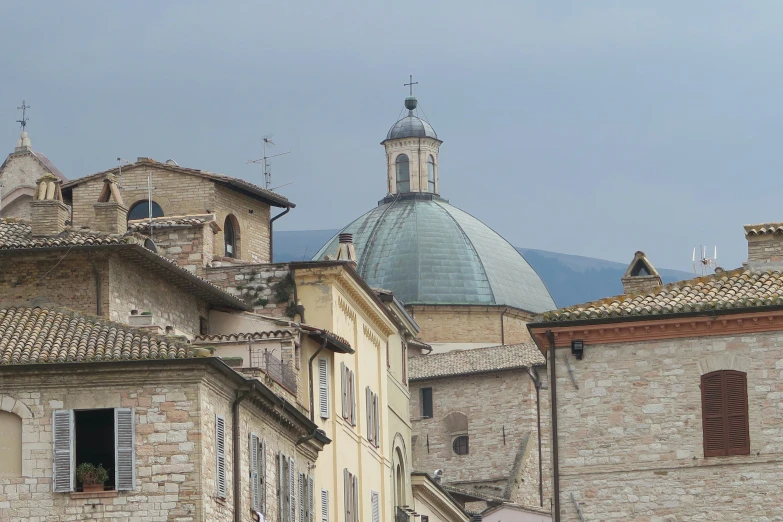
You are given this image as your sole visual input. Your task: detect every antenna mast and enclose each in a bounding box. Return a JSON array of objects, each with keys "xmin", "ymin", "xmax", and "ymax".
[
  {"xmin": 692, "ymin": 245, "xmax": 718, "ymax": 276},
  {"xmin": 246, "ymin": 135, "xmax": 291, "ymax": 189}
]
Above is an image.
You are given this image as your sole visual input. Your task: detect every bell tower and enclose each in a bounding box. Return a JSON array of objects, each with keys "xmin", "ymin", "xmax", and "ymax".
[{"xmin": 381, "ymin": 80, "xmax": 442, "ymax": 196}]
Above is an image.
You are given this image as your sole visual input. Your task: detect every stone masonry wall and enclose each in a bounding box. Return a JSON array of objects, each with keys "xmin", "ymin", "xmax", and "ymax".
[
  {"xmin": 747, "ymin": 233, "xmax": 783, "ymax": 264},
  {"xmin": 409, "ymin": 370, "xmax": 540, "ymax": 504},
  {"xmin": 553, "ymin": 331, "xmax": 783, "ymax": 521},
  {"xmin": 206, "ymin": 263, "xmax": 293, "ymax": 318},
  {"xmin": 212, "ymin": 185, "xmax": 272, "ymax": 264},
  {"xmin": 0, "ymin": 153, "xmax": 47, "ymax": 220},
  {"xmin": 108, "ymin": 253, "xmax": 209, "ymax": 338},
  {"xmin": 148, "ymin": 223, "xmax": 215, "ymax": 275},
  {"xmin": 409, "ymin": 306, "xmax": 503, "ymax": 344},
  {"xmin": 0, "ymin": 364, "xmax": 204, "ymax": 522}
]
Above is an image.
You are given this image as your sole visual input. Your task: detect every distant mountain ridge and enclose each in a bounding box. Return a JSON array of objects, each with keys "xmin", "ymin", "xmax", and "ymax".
[{"xmin": 273, "ymin": 229, "xmax": 692, "ymax": 308}]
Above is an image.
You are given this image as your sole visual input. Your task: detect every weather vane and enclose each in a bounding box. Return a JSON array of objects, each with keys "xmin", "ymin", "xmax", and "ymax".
[
  {"xmin": 404, "ymin": 75, "xmax": 418, "ymax": 96},
  {"xmin": 16, "ymin": 100, "xmax": 30, "ymax": 131}
]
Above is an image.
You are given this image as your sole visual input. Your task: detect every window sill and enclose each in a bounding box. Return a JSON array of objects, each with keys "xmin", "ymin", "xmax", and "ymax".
[{"xmin": 70, "ymin": 490, "xmax": 118, "ymax": 500}]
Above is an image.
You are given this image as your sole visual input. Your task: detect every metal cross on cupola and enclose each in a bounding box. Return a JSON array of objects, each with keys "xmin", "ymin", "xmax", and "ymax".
[
  {"xmin": 16, "ymin": 100, "xmax": 30, "ymax": 131},
  {"xmin": 404, "ymin": 75, "xmax": 418, "ymax": 96}
]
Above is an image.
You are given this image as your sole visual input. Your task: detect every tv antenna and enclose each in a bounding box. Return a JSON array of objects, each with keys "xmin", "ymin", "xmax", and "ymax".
[
  {"xmin": 692, "ymin": 245, "xmax": 718, "ymax": 276},
  {"xmin": 246, "ymin": 135, "xmax": 291, "ymax": 189}
]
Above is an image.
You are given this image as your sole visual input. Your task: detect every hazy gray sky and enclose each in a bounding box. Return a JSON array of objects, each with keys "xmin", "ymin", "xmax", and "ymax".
[{"xmin": 2, "ymin": 1, "xmax": 782, "ymax": 272}]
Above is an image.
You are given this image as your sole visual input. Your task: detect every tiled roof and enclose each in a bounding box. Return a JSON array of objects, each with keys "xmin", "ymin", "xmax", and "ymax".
[
  {"xmin": 32, "ymin": 151, "xmax": 66, "ymax": 181},
  {"xmin": 194, "ymin": 330, "xmax": 295, "ymax": 342},
  {"xmin": 0, "ymin": 219, "xmax": 129, "ymax": 249},
  {"xmin": 408, "ymin": 343, "xmax": 545, "ymax": 381},
  {"xmin": 0, "ymin": 306, "xmax": 197, "ymax": 365},
  {"xmin": 62, "ymin": 158, "xmax": 294, "ymax": 208},
  {"xmin": 539, "ymin": 268, "xmax": 783, "ymax": 323},
  {"xmin": 127, "ymin": 214, "xmax": 218, "ymax": 232}
]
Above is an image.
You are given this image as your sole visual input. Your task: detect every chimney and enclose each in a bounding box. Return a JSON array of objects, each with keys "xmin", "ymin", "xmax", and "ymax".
[
  {"xmin": 621, "ymin": 251, "xmax": 662, "ymax": 295},
  {"xmin": 335, "ymin": 233, "xmax": 358, "ymax": 267},
  {"xmin": 30, "ymin": 174, "xmax": 69, "ymax": 237},
  {"xmin": 93, "ymin": 174, "xmax": 128, "ymax": 234},
  {"xmin": 744, "ymin": 223, "xmax": 783, "ymax": 269}
]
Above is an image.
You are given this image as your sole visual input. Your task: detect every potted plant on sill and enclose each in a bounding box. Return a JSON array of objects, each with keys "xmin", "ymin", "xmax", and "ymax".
[{"xmin": 76, "ymin": 462, "xmax": 109, "ymax": 493}]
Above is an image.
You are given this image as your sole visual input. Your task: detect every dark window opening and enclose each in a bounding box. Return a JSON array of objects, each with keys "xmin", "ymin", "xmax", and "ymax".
[
  {"xmin": 224, "ymin": 215, "xmax": 239, "ymax": 258},
  {"xmin": 427, "ymin": 155, "xmax": 435, "ymax": 193},
  {"xmin": 630, "ymin": 262, "xmax": 651, "ymax": 277},
  {"xmin": 452, "ymin": 435, "xmax": 469, "ymax": 456},
  {"xmin": 127, "ymin": 200, "xmax": 164, "ymax": 221},
  {"xmin": 75, "ymin": 409, "xmax": 115, "ymax": 490},
  {"xmin": 701, "ymin": 370, "xmax": 750, "ymax": 457},
  {"xmin": 396, "ymin": 154, "xmax": 410, "ymax": 193},
  {"xmin": 421, "ymin": 387, "xmax": 433, "ymax": 418},
  {"xmin": 200, "ymin": 316, "xmax": 209, "ymax": 336}
]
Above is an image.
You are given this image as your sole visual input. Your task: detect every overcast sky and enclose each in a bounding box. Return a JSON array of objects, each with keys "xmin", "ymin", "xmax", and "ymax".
[{"xmin": 2, "ymin": 1, "xmax": 782, "ymax": 272}]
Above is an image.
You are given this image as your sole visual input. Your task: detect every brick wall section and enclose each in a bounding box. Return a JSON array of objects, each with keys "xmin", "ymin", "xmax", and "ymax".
[
  {"xmin": 409, "ymin": 306, "xmax": 534, "ymax": 344},
  {"xmin": 553, "ymin": 331, "xmax": 783, "ymax": 521},
  {"xmin": 747, "ymin": 233, "xmax": 783, "ymax": 264},
  {"xmin": 108, "ymin": 254, "xmax": 209, "ymax": 338},
  {"xmin": 213, "ymin": 185, "xmax": 272, "ymax": 263},
  {"xmin": 93, "ymin": 202, "xmax": 128, "ymax": 235},
  {"xmin": 0, "ymin": 364, "xmax": 204, "ymax": 521},
  {"xmin": 30, "ymin": 200, "xmax": 68, "ymax": 237},
  {"xmin": 150, "ymin": 223, "xmax": 215, "ymax": 275},
  {"xmin": 409, "ymin": 370, "xmax": 540, "ymax": 505},
  {"xmin": 620, "ymin": 275, "xmax": 661, "ymax": 295},
  {"xmin": 206, "ymin": 263, "xmax": 293, "ymax": 317}
]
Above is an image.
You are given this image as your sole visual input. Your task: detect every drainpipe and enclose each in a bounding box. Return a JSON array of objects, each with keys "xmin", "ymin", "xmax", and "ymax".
[
  {"xmin": 269, "ymin": 206, "xmax": 292, "ymax": 262},
  {"xmin": 527, "ymin": 366, "xmax": 544, "ymax": 508},
  {"xmin": 500, "ymin": 308, "xmax": 507, "ymax": 345},
  {"xmin": 308, "ymin": 336, "xmax": 329, "ymax": 421},
  {"xmin": 547, "ymin": 330, "xmax": 560, "ymax": 521},
  {"xmin": 232, "ymin": 388, "xmax": 252, "ymax": 522}
]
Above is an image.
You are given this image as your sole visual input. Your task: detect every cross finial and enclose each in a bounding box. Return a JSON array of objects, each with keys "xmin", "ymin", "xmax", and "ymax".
[
  {"xmin": 404, "ymin": 75, "xmax": 418, "ymax": 96},
  {"xmin": 16, "ymin": 100, "xmax": 30, "ymax": 131}
]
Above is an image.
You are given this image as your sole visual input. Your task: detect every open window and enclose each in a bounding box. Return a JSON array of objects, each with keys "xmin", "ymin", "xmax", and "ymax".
[
  {"xmin": 52, "ymin": 408, "xmax": 135, "ymax": 492},
  {"xmin": 224, "ymin": 214, "xmax": 240, "ymax": 258}
]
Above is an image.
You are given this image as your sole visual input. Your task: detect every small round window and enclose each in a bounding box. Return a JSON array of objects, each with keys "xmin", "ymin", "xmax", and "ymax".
[{"xmin": 452, "ymin": 435, "xmax": 469, "ymax": 455}]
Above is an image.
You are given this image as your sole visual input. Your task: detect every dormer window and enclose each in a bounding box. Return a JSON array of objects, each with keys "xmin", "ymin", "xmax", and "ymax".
[
  {"xmin": 396, "ymin": 154, "xmax": 410, "ymax": 193},
  {"xmin": 427, "ymin": 155, "xmax": 435, "ymax": 193},
  {"xmin": 127, "ymin": 200, "xmax": 163, "ymax": 221}
]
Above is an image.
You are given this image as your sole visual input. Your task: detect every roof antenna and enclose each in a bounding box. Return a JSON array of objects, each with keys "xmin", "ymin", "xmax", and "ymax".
[
  {"xmin": 246, "ymin": 135, "xmax": 291, "ymax": 189},
  {"xmin": 16, "ymin": 100, "xmax": 30, "ymax": 131},
  {"xmin": 692, "ymin": 245, "xmax": 717, "ymax": 276}
]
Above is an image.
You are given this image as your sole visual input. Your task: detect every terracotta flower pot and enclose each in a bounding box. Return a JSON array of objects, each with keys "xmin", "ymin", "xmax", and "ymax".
[{"xmin": 82, "ymin": 483, "xmax": 104, "ymax": 493}]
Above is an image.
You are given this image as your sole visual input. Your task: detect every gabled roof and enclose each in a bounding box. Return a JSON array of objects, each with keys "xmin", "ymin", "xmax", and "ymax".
[
  {"xmin": 62, "ymin": 158, "xmax": 294, "ymax": 208},
  {"xmin": 0, "ymin": 148, "xmax": 67, "ymax": 182},
  {"xmin": 408, "ymin": 342, "xmax": 544, "ymax": 381},
  {"xmin": 0, "ymin": 219, "xmax": 251, "ymax": 311},
  {"xmin": 536, "ymin": 267, "xmax": 783, "ymax": 324},
  {"xmin": 0, "ymin": 306, "xmax": 199, "ymax": 365}
]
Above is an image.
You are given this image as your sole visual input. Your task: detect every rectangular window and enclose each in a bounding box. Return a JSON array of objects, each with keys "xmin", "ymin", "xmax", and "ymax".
[
  {"xmin": 421, "ymin": 387, "xmax": 433, "ymax": 418},
  {"xmin": 250, "ymin": 433, "xmax": 260, "ymax": 511},
  {"xmin": 216, "ymin": 414, "xmax": 226, "ymax": 499},
  {"xmin": 343, "ymin": 469, "xmax": 359, "ymax": 522},
  {"xmin": 365, "ymin": 389, "xmax": 380, "ymax": 448},
  {"xmin": 52, "ymin": 408, "xmax": 136, "ymax": 493},
  {"xmin": 318, "ymin": 358, "xmax": 330, "ymax": 419},
  {"xmin": 701, "ymin": 370, "xmax": 750, "ymax": 457},
  {"xmin": 342, "ymin": 364, "xmax": 356, "ymax": 426}
]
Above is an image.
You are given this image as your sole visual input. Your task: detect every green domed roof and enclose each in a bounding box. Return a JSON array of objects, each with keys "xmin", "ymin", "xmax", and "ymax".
[{"xmin": 313, "ymin": 195, "xmax": 555, "ymax": 313}]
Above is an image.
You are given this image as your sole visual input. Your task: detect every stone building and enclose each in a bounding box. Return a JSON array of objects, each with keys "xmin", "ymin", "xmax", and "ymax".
[
  {"xmin": 0, "ymin": 130, "xmax": 66, "ymax": 220},
  {"xmin": 529, "ymin": 223, "xmax": 783, "ymax": 521}
]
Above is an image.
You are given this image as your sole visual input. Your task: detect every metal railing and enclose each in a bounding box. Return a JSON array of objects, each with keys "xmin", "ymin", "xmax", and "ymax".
[{"xmin": 249, "ymin": 348, "xmax": 297, "ymax": 394}]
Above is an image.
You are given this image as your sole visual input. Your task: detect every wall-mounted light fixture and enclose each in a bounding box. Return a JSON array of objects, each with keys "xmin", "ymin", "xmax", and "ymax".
[{"xmin": 571, "ymin": 340, "xmax": 584, "ymax": 360}]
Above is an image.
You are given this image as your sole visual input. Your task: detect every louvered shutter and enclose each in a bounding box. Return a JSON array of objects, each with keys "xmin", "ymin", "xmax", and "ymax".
[
  {"xmin": 319, "ymin": 358, "xmax": 330, "ymax": 419},
  {"xmin": 374, "ymin": 394, "xmax": 380, "ymax": 448},
  {"xmin": 216, "ymin": 415, "xmax": 227, "ymax": 498},
  {"xmin": 308, "ymin": 476, "xmax": 315, "ymax": 522},
  {"xmin": 343, "ymin": 469, "xmax": 350, "ymax": 522},
  {"xmin": 261, "ymin": 439, "xmax": 267, "ymax": 514},
  {"xmin": 352, "ymin": 475, "xmax": 358, "ymax": 522},
  {"xmin": 115, "ymin": 408, "xmax": 135, "ymax": 491},
  {"xmin": 371, "ymin": 491, "xmax": 380, "ymax": 522},
  {"xmin": 726, "ymin": 371, "xmax": 750, "ymax": 455},
  {"xmin": 366, "ymin": 387, "xmax": 373, "ymax": 443},
  {"xmin": 250, "ymin": 433, "xmax": 260, "ymax": 510},
  {"xmin": 321, "ymin": 489, "xmax": 329, "ymax": 522},
  {"xmin": 702, "ymin": 372, "xmax": 724, "ymax": 456},
  {"xmin": 350, "ymin": 371, "xmax": 356, "ymax": 427},
  {"xmin": 52, "ymin": 409, "xmax": 74, "ymax": 493},
  {"xmin": 279, "ymin": 453, "xmax": 286, "ymax": 521},
  {"xmin": 341, "ymin": 363, "xmax": 347, "ymax": 419},
  {"xmin": 289, "ymin": 457, "xmax": 296, "ymax": 522},
  {"xmin": 299, "ymin": 474, "xmax": 305, "ymax": 522}
]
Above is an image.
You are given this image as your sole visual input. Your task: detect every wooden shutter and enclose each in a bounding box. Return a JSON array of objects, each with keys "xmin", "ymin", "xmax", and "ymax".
[
  {"xmin": 726, "ymin": 371, "xmax": 750, "ymax": 455},
  {"xmin": 350, "ymin": 371, "xmax": 356, "ymax": 427},
  {"xmin": 321, "ymin": 488, "xmax": 329, "ymax": 522},
  {"xmin": 52, "ymin": 409, "xmax": 74, "ymax": 493},
  {"xmin": 374, "ymin": 393, "xmax": 380, "ymax": 448},
  {"xmin": 319, "ymin": 358, "xmax": 330, "ymax": 419},
  {"xmin": 308, "ymin": 476, "xmax": 315, "ymax": 522},
  {"xmin": 250, "ymin": 433, "xmax": 260, "ymax": 511},
  {"xmin": 341, "ymin": 362, "xmax": 347, "ymax": 420},
  {"xmin": 371, "ymin": 490, "xmax": 380, "ymax": 522},
  {"xmin": 260, "ymin": 439, "xmax": 267, "ymax": 514},
  {"xmin": 289, "ymin": 457, "xmax": 296, "ymax": 522},
  {"xmin": 115, "ymin": 408, "xmax": 135, "ymax": 491},
  {"xmin": 701, "ymin": 370, "xmax": 750, "ymax": 457},
  {"xmin": 299, "ymin": 473, "xmax": 306, "ymax": 522},
  {"xmin": 366, "ymin": 387, "xmax": 373, "ymax": 443},
  {"xmin": 352, "ymin": 475, "xmax": 358, "ymax": 522},
  {"xmin": 279, "ymin": 453, "xmax": 287, "ymax": 521},
  {"xmin": 215, "ymin": 415, "xmax": 227, "ymax": 498},
  {"xmin": 343, "ymin": 469, "xmax": 350, "ymax": 522}
]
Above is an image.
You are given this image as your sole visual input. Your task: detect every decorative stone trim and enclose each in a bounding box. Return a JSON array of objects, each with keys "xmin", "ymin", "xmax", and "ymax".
[
  {"xmin": 696, "ymin": 353, "xmax": 751, "ymax": 375},
  {"xmin": 0, "ymin": 394, "xmax": 33, "ymax": 419}
]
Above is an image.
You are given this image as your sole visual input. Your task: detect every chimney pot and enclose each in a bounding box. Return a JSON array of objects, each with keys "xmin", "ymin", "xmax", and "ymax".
[
  {"xmin": 621, "ymin": 251, "xmax": 662, "ymax": 295},
  {"xmin": 30, "ymin": 174, "xmax": 68, "ymax": 236},
  {"xmin": 93, "ymin": 175, "xmax": 128, "ymax": 234},
  {"xmin": 335, "ymin": 232, "xmax": 357, "ymax": 266}
]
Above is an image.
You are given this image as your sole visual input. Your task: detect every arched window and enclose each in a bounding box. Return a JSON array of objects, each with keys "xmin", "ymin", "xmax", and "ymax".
[
  {"xmin": 127, "ymin": 200, "xmax": 164, "ymax": 221},
  {"xmin": 224, "ymin": 215, "xmax": 239, "ymax": 258},
  {"xmin": 452, "ymin": 435, "xmax": 469, "ymax": 455},
  {"xmin": 0, "ymin": 411, "xmax": 22, "ymax": 477},
  {"xmin": 427, "ymin": 155, "xmax": 435, "ymax": 193},
  {"xmin": 396, "ymin": 154, "xmax": 410, "ymax": 193}
]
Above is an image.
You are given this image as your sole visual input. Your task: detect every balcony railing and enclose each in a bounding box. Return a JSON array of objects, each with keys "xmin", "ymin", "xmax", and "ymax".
[{"xmin": 249, "ymin": 348, "xmax": 298, "ymax": 394}]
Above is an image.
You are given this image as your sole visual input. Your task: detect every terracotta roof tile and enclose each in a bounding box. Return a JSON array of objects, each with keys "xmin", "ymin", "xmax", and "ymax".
[
  {"xmin": 194, "ymin": 330, "xmax": 295, "ymax": 342},
  {"xmin": 0, "ymin": 306, "xmax": 197, "ymax": 365},
  {"xmin": 0, "ymin": 219, "xmax": 129, "ymax": 249},
  {"xmin": 409, "ymin": 343, "xmax": 544, "ymax": 381},
  {"xmin": 539, "ymin": 268, "xmax": 783, "ymax": 323},
  {"xmin": 127, "ymin": 214, "xmax": 217, "ymax": 232}
]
